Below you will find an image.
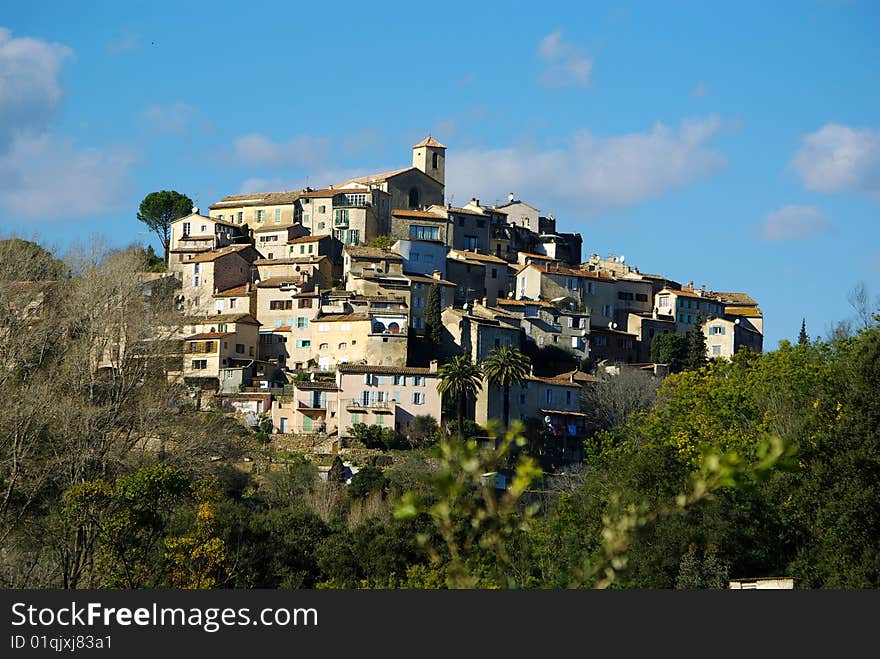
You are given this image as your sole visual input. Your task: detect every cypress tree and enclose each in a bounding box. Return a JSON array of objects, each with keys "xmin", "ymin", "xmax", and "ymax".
[
  {"xmin": 425, "ymin": 283, "xmax": 443, "ymax": 347},
  {"xmin": 798, "ymin": 318, "xmax": 809, "ymax": 346},
  {"xmin": 685, "ymin": 313, "xmax": 707, "ymax": 369}
]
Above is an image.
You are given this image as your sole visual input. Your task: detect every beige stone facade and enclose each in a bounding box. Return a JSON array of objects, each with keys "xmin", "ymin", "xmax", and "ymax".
[{"xmin": 179, "ymin": 245, "xmax": 261, "ymax": 315}]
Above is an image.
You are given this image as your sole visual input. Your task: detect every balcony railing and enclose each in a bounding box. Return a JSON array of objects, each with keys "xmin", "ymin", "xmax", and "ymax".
[{"xmin": 346, "ymin": 400, "xmax": 395, "ymax": 411}]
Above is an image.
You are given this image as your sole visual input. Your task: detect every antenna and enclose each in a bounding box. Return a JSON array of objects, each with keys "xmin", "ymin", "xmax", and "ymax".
[{"xmin": 619, "ymin": 255, "xmax": 625, "ymax": 263}]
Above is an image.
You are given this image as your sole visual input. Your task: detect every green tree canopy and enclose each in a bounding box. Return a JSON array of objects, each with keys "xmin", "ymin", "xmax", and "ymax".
[
  {"xmin": 650, "ymin": 332, "xmax": 689, "ymax": 372},
  {"xmin": 137, "ymin": 190, "xmax": 193, "ymax": 266}
]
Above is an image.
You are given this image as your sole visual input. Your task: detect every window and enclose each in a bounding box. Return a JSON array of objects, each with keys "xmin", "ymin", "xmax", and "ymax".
[
  {"xmin": 270, "ymin": 300, "xmax": 293, "ymax": 310},
  {"xmin": 413, "ymin": 376, "xmax": 425, "ymax": 387},
  {"xmin": 617, "ymin": 291, "xmax": 634, "ymax": 301},
  {"xmin": 566, "ymin": 277, "xmax": 577, "ymax": 290},
  {"xmin": 545, "ymin": 390, "xmax": 553, "ymax": 405},
  {"xmin": 259, "ymin": 235, "xmax": 279, "ymax": 243},
  {"xmin": 182, "ymin": 222, "xmax": 191, "ymax": 236},
  {"xmin": 229, "ymin": 298, "xmax": 237, "ymax": 309},
  {"xmin": 348, "ymin": 229, "xmax": 360, "ymax": 245},
  {"xmin": 463, "ymin": 236, "xmax": 478, "ymax": 251},
  {"xmin": 393, "ymin": 375, "xmax": 403, "ymax": 386},
  {"xmin": 255, "ymin": 210, "xmax": 265, "ymax": 223},
  {"xmin": 318, "ymin": 205, "xmax": 326, "ymax": 213},
  {"xmin": 191, "ymin": 359, "xmax": 207, "ymax": 370},
  {"xmin": 412, "ymin": 392, "xmax": 425, "ymax": 405},
  {"xmin": 193, "ymin": 276, "xmax": 200, "ymax": 287},
  {"xmin": 710, "ymin": 326, "xmax": 726, "ymax": 335},
  {"xmin": 218, "ymin": 214, "xmax": 223, "ymax": 221},
  {"xmin": 712, "ymin": 345, "xmax": 722, "ymax": 356},
  {"xmin": 200, "ymin": 224, "xmax": 207, "ymax": 233},
  {"xmin": 593, "ymin": 336, "xmax": 607, "ymax": 347},
  {"xmin": 491, "ymin": 268, "xmax": 497, "ymax": 279},
  {"xmin": 338, "ymin": 342, "xmax": 348, "ymax": 349},
  {"xmin": 237, "ymin": 212, "xmax": 243, "ymax": 223},
  {"xmin": 414, "ymin": 297, "xmax": 424, "ymax": 309},
  {"xmin": 602, "ymin": 305, "xmax": 613, "ymax": 317},
  {"xmin": 298, "ymin": 298, "xmax": 313, "ymax": 308},
  {"xmin": 296, "ymin": 317, "xmax": 308, "ymax": 328},
  {"xmin": 566, "ymin": 390, "xmax": 572, "ymax": 405},
  {"xmin": 319, "ymin": 343, "xmax": 328, "ymax": 350},
  {"xmin": 571, "ymin": 336, "xmax": 579, "ymax": 348},
  {"xmin": 335, "ymin": 209, "xmax": 349, "ymax": 224},
  {"xmin": 296, "ymin": 339, "xmax": 311, "ymax": 348},
  {"xmin": 409, "ymin": 225, "xmax": 440, "ymax": 241},
  {"xmin": 235, "ymin": 343, "xmax": 244, "ymax": 353},
  {"xmin": 193, "ymin": 263, "xmax": 200, "ymax": 274},
  {"xmin": 274, "ymin": 208, "xmax": 281, "ymax": 223},
  {"xmin": 408, "ymin": 187, "xmax": 420, "ymax": 209},
  {"xmin": 432, "ymin": 152, "xmax": 439, "ymax": 169},
  {"xmin": 636, "ymin": 293, "xmax": 648, "ymax": 302}
]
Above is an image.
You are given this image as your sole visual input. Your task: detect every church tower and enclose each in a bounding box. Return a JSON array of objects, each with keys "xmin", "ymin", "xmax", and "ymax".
[{"xmin": 412, "ymin": 136, "xmax": 446, "ymax": 186}]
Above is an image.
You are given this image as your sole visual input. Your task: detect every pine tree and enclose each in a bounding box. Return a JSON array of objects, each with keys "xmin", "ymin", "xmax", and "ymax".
[{"xmin": 798, "ymin": 318, "xmax": 809, "ymax": 346}]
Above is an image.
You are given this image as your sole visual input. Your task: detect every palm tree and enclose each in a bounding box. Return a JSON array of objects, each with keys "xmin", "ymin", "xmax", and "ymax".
[
  {"xmin": 480, "ymin": 345, "xmax": 531, "ymax": 429},
  {"xmin": 437, "ymin": 354, "xmax": 483, "ymax": 439}
]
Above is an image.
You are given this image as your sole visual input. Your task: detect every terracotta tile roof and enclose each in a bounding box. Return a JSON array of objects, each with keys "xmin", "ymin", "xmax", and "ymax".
[
  {"xmin": 526, "ymin": 373, "xmax": 581, "ymax": 386},
  {"xmin": 403, "ymin": 272, "xmax": 457, "ymax": 287},
  {"xmin": 188, "ymin": 244, "xmax": 254, "ymax": 263},
  {"xmin": 209, "ymin": 191, "xmax": 303, "ymax": 209},
  {"xmin": 213, "ymin": 284, "xmax": 252, "ymax": 298},
  {"xmin": 185, "ymin": 331, "xmax": 234, "ymax": 340},
  {"xmin": 412, "ymin": 136, "xmax": 447, "ymax": 149},
  {"xmin": 448, "ymin": 249, "xmax": 508, "ymax": 265},
  {"xmin": 288, "ymin": 234, "xmax": 326, "ymax": 244},
  {"xmin": 185, "ymin": 312, "xmax": 260, "ymax": 325},
  {"xmin": 337, "ymin": 167, "xmax": 414, "ymax": 186},
  {"xmin": 518, "ymin": 252, "xmax": 558, "ymax": 261},
  {"xmin": 496, "ymin": 298, "xmax": 554, "ymax": 308},
  {"xmin": 714, "ymin": 292, "xmax": 759, "ymax": 306},
  {"xmin": 540, "ymin": 409, "xmax": 588, "ymax": 417},
  {"xmin": 338, "ymin": 364, "xmax": 438, "ymax": 376},
  {"xmin": 316, "ymin": 313, "xmax": 371, "ymax": 323},
  {"xmin": 295, "ymin": 381, "xmax": 340, "ymax": 391},
  {"xmin": 256, "ymin": 276, "xmax": 305, "ymax": 288},
  {"xmin": 724, "ymin": 306, "xmax": 763, "ymax": 316},
  {"xmin": 254, "ymin": 256, "xmax": 326, "ymax": 265},
  {"xmin": 391, "ymin": 209, "xmax": 447, "ymax": 219},
  {"xmin": 344, "ymin": 246, "xmax": 403, "ymax": 260},
  {"xmin": 524, "ymin": 263, "xmax": 599, "ymax": 278}
]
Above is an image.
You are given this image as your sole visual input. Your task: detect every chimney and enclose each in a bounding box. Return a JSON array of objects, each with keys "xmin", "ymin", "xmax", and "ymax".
[
  {"xmin": 429, "ymin": 359, "xmax": 438, "ymax": 373},
  {"xmin": 432, "ymin": 269, "xmax": 442, "ymax": 280},
  {"xmin": 471, "ymin": 197, "xmax": 479, "ymax": 206},
  {"xmin": 246, "ymin": 282, "xmax": 251, "ymax": 293},
  {"xmin": 508, "ymin": 192, "xmax": 514, "ymax": 203}
]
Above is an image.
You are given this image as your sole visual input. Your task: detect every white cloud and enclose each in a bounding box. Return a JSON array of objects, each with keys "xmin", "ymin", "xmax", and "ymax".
[
  {"xmin": 0, "ymin": 26, "xmax": 73, "ymax": 149},
  {"xmin": 537, "ymin": 31, "xmax": 593, "ymax": 88},
  {"xmin": 106, "ymin": 31, "xmax": 140, "ymax": 54},
  {"xmin": 233, "ymin": 133, "xmax": 331, "ymax": 167},
  {"xmin": 791, "ymin": 123, "xmax": 880, "ymax": 195},
  {"xmin": 0, "ymin": 28, "xmax": 137, "ymax": 221},
  {"xmin": 139, "ymin": 102, "xmax": 197, "ymax": 135},
  {"xmin": 757, "ymin": 205, "xmax": 830, "ymax": 242},
  {"xmin": 445, "ymin": 116, "xmax": 726, "ymax": 213},
  {"xmin": 0, "ymin": 134, "xmax": 137, "ymax": 219}
]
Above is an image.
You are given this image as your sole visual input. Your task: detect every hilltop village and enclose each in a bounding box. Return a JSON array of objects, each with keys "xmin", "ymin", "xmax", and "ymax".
[{"xmin": 154, "ymin": 136, "xmax": 763, "ymax": 458}]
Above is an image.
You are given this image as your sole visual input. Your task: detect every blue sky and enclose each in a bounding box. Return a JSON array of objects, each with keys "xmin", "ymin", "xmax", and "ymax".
[{"xmin": 2, "ymin": 0, "xmax": 878, "ymax": 348}]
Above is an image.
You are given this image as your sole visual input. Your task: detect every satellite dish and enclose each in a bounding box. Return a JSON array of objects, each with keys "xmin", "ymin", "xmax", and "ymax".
[
  {"xmin": 611, "ymin": 322, "xmax": 618, "ymax": 329},
  {"xmin": 734, "ymin": 318, "xmax": 740, "ymax": 325}
]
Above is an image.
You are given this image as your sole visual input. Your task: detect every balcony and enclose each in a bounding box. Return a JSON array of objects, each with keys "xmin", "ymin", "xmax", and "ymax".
[
  {"xmin": 298, "ymin": 400, "xmax": 327, "ymax": 412},
  {"xmin": 332, "ymin": 199, "xmax": 371, "ymax": 209},
  {"xmin": 333, "ymin": 217, "xmax": 349, "ymax": 228},
  {"xmin": 346, "ymin": 399, "xmax": 396, "ymax": 413}
]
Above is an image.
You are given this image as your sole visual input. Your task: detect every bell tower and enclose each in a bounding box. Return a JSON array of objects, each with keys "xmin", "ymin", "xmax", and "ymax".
[{"xmin": 412, "ymin": 136, "xmax": 446, "ymax": 186}]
